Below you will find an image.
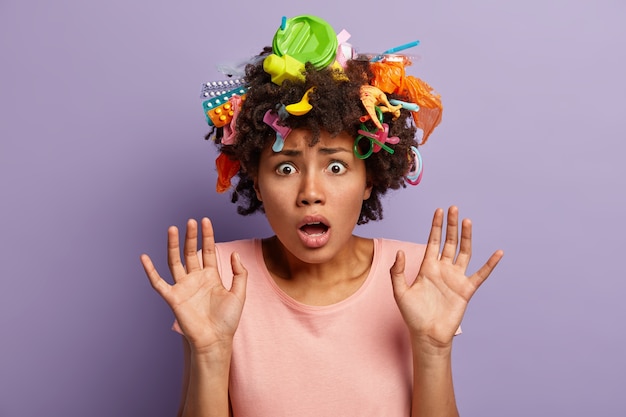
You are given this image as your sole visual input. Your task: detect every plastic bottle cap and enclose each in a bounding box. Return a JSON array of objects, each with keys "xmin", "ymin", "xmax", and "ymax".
[{"xmin": 272, "ymin": 15, "xmax": 338, "ymax": 70}]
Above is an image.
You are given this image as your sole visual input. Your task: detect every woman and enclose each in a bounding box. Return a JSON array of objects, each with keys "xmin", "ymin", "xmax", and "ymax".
[{"xmin": 140, "ymin": 15, "xmax": 503, "ymax": 417}]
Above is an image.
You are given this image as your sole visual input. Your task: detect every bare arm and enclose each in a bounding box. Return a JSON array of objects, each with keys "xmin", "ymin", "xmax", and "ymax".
[
  {"xmin": 178, "ymin": 337, "xmax": 232, "ymax": 417},
  {"xmin": 141, "ymin": 218, "xmax": 247, "ymax": 417},
  {"xmin": 410, "ymin": 341, "xmax": 457, "ymax": 417},
  {"xmin": 181, "ymin": 339, "xmax": 233, "ymax": 417},
  {"xmin": 178, "ymin": 338, "xmax": 235, "ymax": 417},
  {"xmin": 391, "ymin": 207, "xmax": 503, "ymax": 416}
]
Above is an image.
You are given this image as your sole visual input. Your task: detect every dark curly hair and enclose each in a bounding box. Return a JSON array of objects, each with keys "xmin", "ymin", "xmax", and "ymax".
[{"xmin": 216, "ymin": 47, "xmax": 420, "ymax": 225}]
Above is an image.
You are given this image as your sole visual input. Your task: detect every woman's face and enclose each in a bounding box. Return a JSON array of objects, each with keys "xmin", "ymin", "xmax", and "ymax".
[{"xmin": 254, "ymin": 129, "xmax": 372, "ymax": 264}]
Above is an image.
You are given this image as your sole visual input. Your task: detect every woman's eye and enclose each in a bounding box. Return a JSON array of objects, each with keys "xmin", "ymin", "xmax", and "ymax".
[
  {"xmin": 276, "ymin": 163, "xmax": 296, "ymax": 175},
  {"xmin": 327, "ymin": 161, "xmax": 347, "ymax": 175}
]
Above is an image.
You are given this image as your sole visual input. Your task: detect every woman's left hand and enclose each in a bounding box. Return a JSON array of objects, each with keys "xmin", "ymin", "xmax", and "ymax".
[{"xmin": 390, "ymin": 206, "xmax": 503, "ymax": 350}]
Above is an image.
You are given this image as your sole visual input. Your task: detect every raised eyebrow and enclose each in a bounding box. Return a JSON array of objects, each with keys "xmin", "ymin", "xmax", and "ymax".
[{"xmin": 268, "ymin": 147, "xmax": 351, "ymax": 157}]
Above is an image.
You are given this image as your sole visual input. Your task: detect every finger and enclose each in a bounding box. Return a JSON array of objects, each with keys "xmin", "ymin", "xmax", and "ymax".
[
  {"xmin": 468, "ymin": 250, "xmax": 504, "ymax": 289},
  {"xmin": 201, "ymin": 217, "xmax": 219, "ymax": 271},
  {"xmin": 424, "ymin": 208, "xmax": 444, "ymax": 260},
  {"xmin": 184, "ymin": 219, "xmax": 201, "ymax": 272},
  {"xmin": 229, "ymin": 252, "xmax": 248, "ymax": 302},
  {"xmin": 167, "ymin": 226, "xmax": 187, "ymax": 281},
  {"xmin": 140, "ymin": 253, "xmax": 172, "ymax": 297},
  {"xmin": 454, "ymin": 218, "xmax": 473, "ymax": 267},
  {"xmin": 440, "ymin": 206, "xmax": 459, "ymax": 262},
  {"xmin": 390, "ymin": 250, "xmax": 409, "ymax": 296}
]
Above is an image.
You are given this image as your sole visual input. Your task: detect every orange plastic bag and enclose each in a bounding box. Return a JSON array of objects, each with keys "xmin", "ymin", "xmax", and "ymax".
[
  {"xmin": 215, "ymin": 152, "xmax": 240, "ymax": 193},
  {"xmin": 370, "ymin": 61, "xmax": 443, "ymax": 145}
]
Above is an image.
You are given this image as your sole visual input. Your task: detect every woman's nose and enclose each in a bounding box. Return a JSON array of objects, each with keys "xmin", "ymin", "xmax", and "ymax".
[{"xmin": 297, "ymin": 172, "xmax": 325, "ymax": 206}]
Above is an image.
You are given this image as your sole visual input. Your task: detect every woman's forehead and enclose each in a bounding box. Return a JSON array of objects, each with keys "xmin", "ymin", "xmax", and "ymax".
[
  {"xmin": 268, "ymin": 129, "xmax": 353, "ymax": 149},
  {"xmin": 259, "ymin": 129, "xmax": 356, "ymax": 163}
]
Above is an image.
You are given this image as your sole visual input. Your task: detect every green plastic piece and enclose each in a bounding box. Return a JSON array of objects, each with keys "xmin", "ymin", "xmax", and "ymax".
[{"xmin": 272, "ymin": 15, "xmax": 338, "ymax": 70}]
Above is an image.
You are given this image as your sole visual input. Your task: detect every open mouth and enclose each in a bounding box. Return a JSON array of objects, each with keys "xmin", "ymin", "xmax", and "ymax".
[{"xmin": 299, "ymin": 221, "xmax": 329, "ymax": 236}]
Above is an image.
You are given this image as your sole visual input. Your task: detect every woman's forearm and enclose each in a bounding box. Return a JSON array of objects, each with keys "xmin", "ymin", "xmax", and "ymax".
[
  {"xmin": 181, "ymin": 342, "xmax": 233, "ymax": 417},
  {"xmin": 411, "ymin": 341, "xmax": 459, "ymax": 417}
]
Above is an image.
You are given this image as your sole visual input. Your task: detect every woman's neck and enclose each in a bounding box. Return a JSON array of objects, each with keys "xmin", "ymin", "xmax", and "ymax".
[{"xmin": 262, "ymin": 235, "xmax": 374, "ymax": 306}]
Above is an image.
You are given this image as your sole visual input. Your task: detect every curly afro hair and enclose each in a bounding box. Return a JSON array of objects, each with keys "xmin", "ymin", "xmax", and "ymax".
[{"xmin": 215, "ymin": 48, "xmax": 421, "ymax": 225}]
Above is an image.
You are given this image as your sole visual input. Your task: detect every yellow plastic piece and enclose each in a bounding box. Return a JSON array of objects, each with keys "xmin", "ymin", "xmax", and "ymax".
[
  {"xmin": 285, "ymin": 87, "xmax": 315, "ymax": 116},
  {"xmin": 263, "ymin": 53, "xmax": 306, "ymax": 86},
  {"xmin": 330, "ymin": 60, "xmax": 349, "ymax": 82}
]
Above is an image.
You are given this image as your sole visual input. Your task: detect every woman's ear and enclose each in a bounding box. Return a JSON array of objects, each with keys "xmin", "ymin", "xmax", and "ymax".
[
  {"xmin": 363, "ymin": 178, "xmax": 373, "ymax": 201},
  {"xmin": 253, "ymin": 176, "xmax": 262, "ymax": 202}
]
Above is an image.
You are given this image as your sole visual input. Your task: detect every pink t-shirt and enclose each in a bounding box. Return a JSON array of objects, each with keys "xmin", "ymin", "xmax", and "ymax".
[{"xmin": 210, "ymin": 238, "xmax": 425, "ymax": 417}]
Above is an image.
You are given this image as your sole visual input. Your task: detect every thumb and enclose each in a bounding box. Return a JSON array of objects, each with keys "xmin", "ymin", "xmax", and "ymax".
[
  {"xmin": 390, "ymin": 250, "xmax": 408, "ymax": 296},
  {"xmin": 229, "ymin": 252, "xmax": 248, "ymax": 302}
]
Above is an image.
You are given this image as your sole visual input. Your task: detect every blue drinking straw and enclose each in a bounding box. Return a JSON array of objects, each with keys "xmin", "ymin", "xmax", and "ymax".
[{"xmin": 371, "ymin": 40, "xmax": 420, "ymax": 62}]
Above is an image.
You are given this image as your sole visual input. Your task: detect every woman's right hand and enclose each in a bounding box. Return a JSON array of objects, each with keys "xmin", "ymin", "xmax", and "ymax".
[{"xmin": 140, "ymin": 218, "xmax": 247, "ymax": 355}]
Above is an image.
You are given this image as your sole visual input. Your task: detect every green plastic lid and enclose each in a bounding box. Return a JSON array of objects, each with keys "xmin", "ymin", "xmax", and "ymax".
[{"xmin": 272, "ymin": 15, "xmax": 338, "ymax": 70}]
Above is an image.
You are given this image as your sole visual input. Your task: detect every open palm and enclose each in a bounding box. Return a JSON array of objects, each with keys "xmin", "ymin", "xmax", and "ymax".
[
  {"xmin": 140, "ymin": 218, "xmax": 247, "ymax": 353},
  {"xmin": 391, "ymin": 207, "xmax": 503, "ymax": 348}
]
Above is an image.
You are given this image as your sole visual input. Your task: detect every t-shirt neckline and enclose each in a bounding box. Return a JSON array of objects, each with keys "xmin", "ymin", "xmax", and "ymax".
[{"xmin": 253, "ymin": 237, "xmax": 381, "ymax": 313}]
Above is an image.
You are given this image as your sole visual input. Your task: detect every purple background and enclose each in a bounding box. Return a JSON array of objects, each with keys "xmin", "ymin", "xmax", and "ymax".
[{"xmin": 1, "ymin": 1, "xmax": 625, "ymax": 416}]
